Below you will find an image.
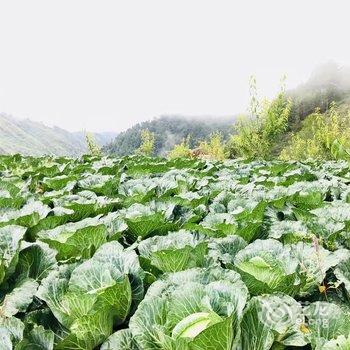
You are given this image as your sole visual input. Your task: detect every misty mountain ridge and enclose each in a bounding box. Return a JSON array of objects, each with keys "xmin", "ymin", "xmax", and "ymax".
[
  {"xmin": 0, "ymin": 113, "xmax": 117, "ymax": 156},
  {"xmin": 2, "ymin": 62, "xmax": 350, "ymax": 157},
  {"xmin": 105, "ymin": 62, "xmax": 350, "ymax": 157},
  {"xmin": 103, "ymin": 114, "xmax": 237, "ymax": 156},
  {"xmin": 0, "ymin": 112, "xmax": 236, "ymax": 157}
]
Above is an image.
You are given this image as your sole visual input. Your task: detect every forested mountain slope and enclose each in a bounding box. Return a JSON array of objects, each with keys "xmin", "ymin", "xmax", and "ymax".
[
  {"xmin": 268, "ymin": 63, "xmax": 350, "ymax": 157},
  {"xmin": 104, "ymin": 115, "xmax": 236, "ymax": 156},
  {"xmin": 2, "ymin": 62, "xmax": 349, "ymax": 158},
  {"xmin": 105, "ymin": 63, "xmax": 350, "ymax": 158},
  {"xmin": 0, "ymin": 113, "xmax": 117, "ymax": 156},
  {"xmin": 287, "ymin": 62, "xmax": 350, "ymax": 129}
]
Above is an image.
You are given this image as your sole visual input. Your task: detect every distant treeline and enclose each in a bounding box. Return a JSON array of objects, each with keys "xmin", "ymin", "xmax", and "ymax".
[
  {"xmin": 104, "ymin": 61, "xmax": 350, "ymax": 162},
  {"xmin": 103, "ymin": 116, "xmax": 236, "ymax": 156}
]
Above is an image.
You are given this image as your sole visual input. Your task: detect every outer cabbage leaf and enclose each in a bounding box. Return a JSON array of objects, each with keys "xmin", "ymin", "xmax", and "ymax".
[
  {"xmin": 138, "ymin": 230, "xmax": 207, "ymax": 272},
  {"xmin": 128, "ymin": 267, "xmax": 248, "ymax": 350},
  {"xmin": 234, "ymin": 239, "xmax": 300, "ymax": 295},
  {"xmin": 52, "ymin": 191, "xmax": 121, "ymax": 221},
  {"xmin": 0, "ymin": 278, "xmax": 38, "ymax": 317},
  {"xmin": 37, "ymin": 242, "xmax": 143, "ymax": 349},
  {"xmin": 240, "ymin": 294, "xmax": 307, "ymax": 350},
  {"xmin": 0, "ymin": 316, "xmax": 24, "ymax": 349},
  {"xmin": 27, "ymin": 207, "xmax": 75, "ymax": 239},
  {"xmin": 0, "ymin": 225, "xmax": 26, "ymax": 284},
  {"xmin": 208, "ymin": 235, "xmax": 247, "ymax": 268},
  {"xmin": 335, "ymin": 256, "xmax": 350, "ymax": 295},
  {"xmin": 268, "ymin": 220, "xmax": 312, "ymax": 244},
  {"xmin": 323, "ymin": 335, "xmax": 350, "ymax": 349},
  {"xmin": 16, "ymin": 325, "xmax": 54, "ymax": 350},
  {"xmin": 124, "ymin": 203, "xmax": 179, "ymax": 240},
  {"xmin": 200, "ymin": 213, "xmax": 238, "ymax": 237},
  {"xmin": 77, "ymin": 174, "xmax": 119, "ymax": 196},
  {"xmin": 101, "ymin": 212, "xmax": 128, "ymax": 240},
  {"xmin": 101, "ymin": 329, "xmax": 139, "ymax": 350},
  {"xmin": 118, "ymin": 179, "xmax": 157, "ymax": 206},
  {"xmin": 304, "ymin": 302, "xmax": 350, "ymax": 349},
  {"xmin": 42, "ymin": 174, "xmax": 77, "ymax": 191},
  {"xmin": 15, "ymin": 241, "xmax": 57, "ymax": 281},
  {"xmin": 290, "ymin": 242, "xmax": 349, "ymax": 296},
  {"xmin": 37, "ymin": 217, "xmax": 107, "ymax": 261},
  {"xmin": 0, "ymin": 201, "xmax": 50, "ymax": 228}
]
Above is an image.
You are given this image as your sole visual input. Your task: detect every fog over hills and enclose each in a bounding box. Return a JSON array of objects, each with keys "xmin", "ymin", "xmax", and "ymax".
[
  {"xmin": 2, "ymin": 62, "xmax": 350, "ymax": 157},
  {"xmin": 0, "ymin": 111, "xmax": 235, "ymax": 157},
  {"xmin": 0, "ymin": 113, "xmax": 117, "ymax": 156},
  {"xmin": 104, "ymin": 62, "xmax": 350, "ymax": 157},
  {"xmin": 104, "ymin": 115, "xmax": 237, "ymax": 156}
]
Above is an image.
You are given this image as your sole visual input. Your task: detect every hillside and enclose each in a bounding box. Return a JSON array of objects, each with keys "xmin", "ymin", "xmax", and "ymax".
[
  {"xmin": 0, "ymin": 113, "xmax": 117, "ymax": 156},
  {"xmin": 287, "ymin": 62, "xmax": 350, "ymax": 128},
  {"xmin": 104, "ymin": 115, "xmax": 236, "ymax": 156},
  {"xmin": 266, "ymin": 62, "xmax": 350, "ymax": 157},
  {"xmin": 105, "ymin": 63, "xmax": 350, "ymax": 158},
  {"xmin": 2, "ymin": 63, "xmax": 349, "ymax": 159}
]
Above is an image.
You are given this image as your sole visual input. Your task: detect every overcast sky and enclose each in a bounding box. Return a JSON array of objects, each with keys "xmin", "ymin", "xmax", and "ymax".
[{"xmin": 0, "ymin": 0, "xmax": 349, "ymax": 132}]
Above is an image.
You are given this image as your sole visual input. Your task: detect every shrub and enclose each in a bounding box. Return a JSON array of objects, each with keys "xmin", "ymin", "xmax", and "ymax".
[
  {"xmin": 280, "ymin": 104, "xmax": 350, "ymax": 161},
  {"xmin": 85, "ymin": 132, "xmax": 101, "ymax": 156},
  {"xmin": 168, "ymin": 136, "xmax": 192, "ymax": 159},
  {"xmin": 198, "ymin": 132, "xmax": 228, "ymax": 160},
  {"xmin": 228, "ymin": 78, "xmax": 292, "ymax": 159},
  {"xmin": 136, "ymin": 129, "xmax": 155, "ymax": 156}
]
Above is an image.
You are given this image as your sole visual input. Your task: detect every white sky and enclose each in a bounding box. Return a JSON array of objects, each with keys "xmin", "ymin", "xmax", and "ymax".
[{"xmin": 0, "ymin": 0, "xmax": 350, "ymax": 132}]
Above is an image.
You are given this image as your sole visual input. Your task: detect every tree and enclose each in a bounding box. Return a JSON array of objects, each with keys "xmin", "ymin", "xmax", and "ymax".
[
  {"xmin": 168, "ymin": 136, "xmax": 192, "ymax": 159},
  {"xmin": 280, "ymin": 104, "xmax": 350, "ymax": 161},
  {"xmin": 85, "ymin": 132, "xmax": 101, "ymax": 156},
  {"xmin": 103, "ymin": 116, "xmax": 234, "ymax": 156},
  {"xmin": 198, "ymin": 132, "xmax": 228, "ymax": 160},
  {"xmin": 136, "ymin": 129, "xmax": 155, "ymax": 156},
  {"xmin": 228, "ymin": 77, "xmax": 292, "ymax": 159}
]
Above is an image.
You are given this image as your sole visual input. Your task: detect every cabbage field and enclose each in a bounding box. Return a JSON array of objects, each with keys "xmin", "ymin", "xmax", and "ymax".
[{"xmin": 1, "ymin": 154, "xmax": 350, "ymax": 349}]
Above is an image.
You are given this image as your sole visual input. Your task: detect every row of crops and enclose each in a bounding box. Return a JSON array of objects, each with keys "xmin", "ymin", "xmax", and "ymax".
[{"xmin": 0, "ymin": 154, "xmax": 350, "ymax": 349}]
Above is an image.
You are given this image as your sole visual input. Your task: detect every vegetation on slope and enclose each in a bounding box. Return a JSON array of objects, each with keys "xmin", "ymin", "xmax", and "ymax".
[
  {"xmin": 104, "ymin": 62, "xmax": 350, "ymax": 161},
  {"xmin": 280, "ymin": 105, "xmax": 350, "ymax": 160},
  {"xmin": 135, "ymin": 129, "xmax": 155, "ymax": 156},
  {"xmin": 228, "ymin": 77, "xmax": 292, "ymax": 159},
  {"xmin": 1, "ymin": 62, "xmax": 350, "ymax": 161},
  {"xmin": 103, "ymin": 115, "xmax": 236, "ymax": 156},
  {"xmin": 0, "ymin": 113, "xmax": 117, "ymax": 156},
  {"xmin": 164, "ymin": 62, "xmax": 350, "ymax": 162}
]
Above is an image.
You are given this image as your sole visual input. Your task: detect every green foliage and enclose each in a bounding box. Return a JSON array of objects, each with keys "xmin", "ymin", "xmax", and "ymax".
[
  {"xmin": 104, "ymin": 116, "xmax": 235, "ymax": 156},
  {"xmin": 287, "ymin": 62, "xmax": 350, "ymax": 129},
  {"xmin": 2, "ymin": 153, "xmax": 350, "ymax": 349},
  {"xmin": 280, "ymin": 105, "xmax": 350, "ymax": 161},
  {"xmin": 198, "ymin": 132, "xmax": 228, "ymax": 160},
  {"xmin": 331, "ymin": 139, "xmax": 350, "ymax": 161},
  {"xmin": 0, "ymin": 113, "xmax": 115, "ymax": 156},
  {"xmin": 168, "ymin": 133, "xmax": 228, "ymax": 161},
  {"xmin": 85, "ymin": 132, "xmax": 101, "ymax": 156},
  {"xmin": 229, "ymin": 78, "xmax": 292, "ymax": 159},
  {"xmin": 135, "ymin": 129, "xmax": 155, "ymax": 156},
  {"xmin": 288, "ymin": 85, "xmax": 344, "ymax": 129},
  {"xmin": 168, "ymin": 136, "xmax": 192, "ymax": 159}
]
